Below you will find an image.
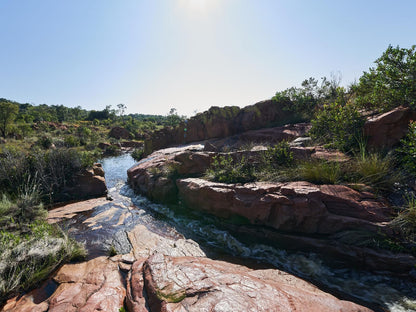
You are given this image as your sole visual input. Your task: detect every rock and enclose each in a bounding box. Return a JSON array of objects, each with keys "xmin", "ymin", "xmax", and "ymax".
[
  {"xmin": 177, "ymin": 178, "xmax": 392, "ymax": 235},
  {"xmin": 98, "ymin": 142, "xmax": 111, "ymax": 149},
  {"xmin": 75, "ymin": 169, "xmax": 107, "ymax": 199},
  {"xmin": 290, "ymin": 136, "xmax": 312, "ymax": 147},
  {"xmin": 109, "ymin": 126, "xmax": 131, "ymax": 140},
  {"xmin": 92, "ymin": 163, "xmax": 105, "ymax": 177},
  {"xmin": 127, "ymin": 224, "xmax": 206, "ymax": 259},
  {"xmin": 119, "ymin": 141, "xmax": 143, "ymax": 148},
  {"xmin": 142, "ymin": 253, "xmax": 372, "ymax": 312},
  {"xmin": 145, "ymin": 99, "xmax": 299, "ymax": 154},
  {"xmin": 364, "ymin": 106, "xmax": 416, "ymax": 149}
]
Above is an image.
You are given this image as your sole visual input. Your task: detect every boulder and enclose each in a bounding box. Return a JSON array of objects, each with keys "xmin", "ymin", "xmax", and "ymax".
[
  {"xmin": 75, "ymin": 168, "xmax": 107, "ymax": 199},
  {"xmin": 364, "ymin": 106, "xmax": 416, "ymax": 149},
  {"xmin": 176, "ymin": 179, "xmax": 392, "ymax": 235},
  {"xmin": 92, "ymin": 163, "xmax": 105, "ymax": 177},
  {"xmin": 109, "ymin": 126, "xmax": 131, "ymax": 140},
  {"xmin": 142, "ymin": 253, "xmax": 372, "ymax": 312}
]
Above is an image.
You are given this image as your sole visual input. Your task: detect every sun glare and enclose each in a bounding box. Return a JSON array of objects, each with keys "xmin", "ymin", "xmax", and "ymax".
[{"xmin": 179, "ymin": 0, "xmax": 218, "ymax": 13}]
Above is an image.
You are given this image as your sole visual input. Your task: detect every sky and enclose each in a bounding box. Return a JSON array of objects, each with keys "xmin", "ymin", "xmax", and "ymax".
[{"xmin": 0, "ymin": 0, "xmax": 415, "ymax": 117}]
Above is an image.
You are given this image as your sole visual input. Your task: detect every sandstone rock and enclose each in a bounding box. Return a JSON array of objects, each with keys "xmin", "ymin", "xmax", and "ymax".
[
  {"xmin": 109, "ymin": 126, "xmax": 131, "ymax": 139},
  {"xmin": 177, "ymin": 178, "xmax": 392, "ymax": 235},
  {"xmin": 143, "ymin": 253, "xmax": 372, "ymax": 312},
  {"xmin": 75, "ymin": 169, "xmax": 107, "ymax": 199},
  {"xmin": 145, "ymin": 99, "xmax": 298, "ymax": 154},
  {"xmin": 364, "ymin": 106, "xmax": 416, "ymax": 149},
  {"xmin": 127, "ymin": 224, "xmax": 205, "ymax": 259},
  {"xmin": 92, "ymin": 163, "xmax": 105, "ymax": 177}
]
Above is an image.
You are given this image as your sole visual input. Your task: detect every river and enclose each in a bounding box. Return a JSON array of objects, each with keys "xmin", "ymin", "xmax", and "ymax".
[{"xmin": 67, "ymin": 153, "xmax": 416, "ymax": 312}]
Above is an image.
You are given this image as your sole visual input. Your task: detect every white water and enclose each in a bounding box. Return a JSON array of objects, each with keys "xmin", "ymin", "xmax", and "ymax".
[{"xmin": 100, "ymin": 153, "xmax": 416, "ymax": 312}]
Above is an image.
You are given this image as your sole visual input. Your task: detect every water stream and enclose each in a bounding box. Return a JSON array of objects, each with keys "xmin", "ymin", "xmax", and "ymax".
[{"xmin": 66, "ymin": 153, "xmax": 416, "ymax": 312}]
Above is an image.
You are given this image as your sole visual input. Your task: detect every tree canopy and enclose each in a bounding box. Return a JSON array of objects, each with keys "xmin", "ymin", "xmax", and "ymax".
[
  {"xmin": 354, "ymin": 45, "xmax": 416, "ymax": 111},
  {"xmin": 0, "ymin": 99, "xmax": 19, "ymax": 138}
]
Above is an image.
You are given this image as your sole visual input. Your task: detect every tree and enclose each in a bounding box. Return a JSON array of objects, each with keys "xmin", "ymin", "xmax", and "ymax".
[
  {"xmin": 354, "ymin": 45, "xmax": 416, "ymax": 111},
  {"xmin": 117, "ymin": 103, "xmax": 127, "ymax": 117},
  {"xmin": 0, "ymin": 99, "xmax": 19, "ymax": 138}
]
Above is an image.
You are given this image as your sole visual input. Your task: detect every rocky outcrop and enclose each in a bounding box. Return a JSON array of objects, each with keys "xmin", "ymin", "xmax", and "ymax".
[
  {"xmin": 109, "ymin": 126, "xmax": 131, "ymax": 140},
  {"xmin": 2, "ymin": 199, "xmax": 374, "ymax": 312},
  {"xmin": 3, "ymin": 253, "xmax": 372, "ymax": 312},
  {"xmin": 145, "ymin": 99, "xmax": 300, "ymax": 154},
  {"xmin": 74, "ymin": 166, "xmax": 107, "ymax": 199},
  {"xmin": 142, "ymin": 253, "xmax": 372, "ymax": 312},
  {"xmin": 176, "ymin": 178, "xmax": 392, "ymax": 235},
  {"xmin": 203, "ymin": 122, "xmax": 311, "ymax": 152},
  {"xmin": 364, "ymin": 106, "xmax": 416, "ymax": 149},
  {"xmin": 175, "ymin": 178, "xmax": 416, "ymax": 273}
]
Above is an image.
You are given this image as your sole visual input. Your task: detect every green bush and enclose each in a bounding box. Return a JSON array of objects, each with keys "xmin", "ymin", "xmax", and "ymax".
[
  {"xmin": 132, "ymin": 148, "xmax": 145, "ymax": 161},
  {"xmin": 205, "ymin": 154, "xmax": 254, "ymax": 184},
  {"xmin": 263, "ymin": 142, "xmax": 294, "ymax": 168},
  {"xmin": 354, "ymin": 45, "xmax": 416, "ymax": 111},
  {"xmin": 396, "ymin": 121, "xmax": 416, "ymax": 176},
  {"xmin": 309, "ymin": 102, "xmax": 364, "ymax": 152}
]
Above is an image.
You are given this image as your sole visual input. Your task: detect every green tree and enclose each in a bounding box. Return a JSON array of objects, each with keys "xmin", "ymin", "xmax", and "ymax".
[
  {"xmin": 354, "ymin": 45, "xmax": 416, "ymax": 111},
  {"xmin": 0, "ymin": 100, "xmax": 19, "ymax": 138}
]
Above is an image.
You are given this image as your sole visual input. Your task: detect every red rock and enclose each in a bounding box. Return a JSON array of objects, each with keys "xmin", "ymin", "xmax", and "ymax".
[
  {"xmin": 176, "ymin": 179, "xmax": 392, "ymax": 235},
  {"xmin": 145, "ymin": 99, "xmax": 296, "ymax": 154},
  {"xmin": 143, "ymin": 253, "xmax": 373, "ymax": 312},
  {"xmin": 364, "ymin": 106, "xmax": 416, "ymax": 149},
  {"xmin": 109, "ymin": 126, "xmax": 131, "ymax": 140}
]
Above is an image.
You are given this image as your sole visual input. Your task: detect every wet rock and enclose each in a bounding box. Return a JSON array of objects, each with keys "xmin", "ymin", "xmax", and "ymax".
[
  {"xmin": 143, "ymin": 253, "xmax": 372, "ymax": 312},
  {"xmin": 127, "ymin": 224, "xmax": 205, "ymax": 259},
  {"xmin": 364, "ymin": 106, "xmax": 416, "ymax": 149},
  {"xmin": 177, "ymin": 178, "xmax": 392, "ymax": 235}
]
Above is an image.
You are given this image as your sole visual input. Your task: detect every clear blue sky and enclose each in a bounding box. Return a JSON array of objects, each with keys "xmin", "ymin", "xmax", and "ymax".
[{"xmin": 0, "ymin": 0, "xmax": 415, "ymax": 116}]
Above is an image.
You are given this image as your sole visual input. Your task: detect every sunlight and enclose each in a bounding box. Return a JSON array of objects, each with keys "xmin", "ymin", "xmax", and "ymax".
[{"xmin": 179, "ymin": 0, "xmax": 218, "ymax": 13}]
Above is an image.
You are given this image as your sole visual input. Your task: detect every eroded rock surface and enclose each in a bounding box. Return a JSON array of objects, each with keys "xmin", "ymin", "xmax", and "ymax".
[
  {"xmin": 176, "ymin": 178, "xmax": 392, "ymax": 234},
  {"xmin": 142, "ymin": 253, "xmax": 372, "ymax": 312}
]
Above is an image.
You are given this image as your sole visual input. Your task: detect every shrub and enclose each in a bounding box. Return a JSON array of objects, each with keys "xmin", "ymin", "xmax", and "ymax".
[
  {"xmin": 309, "ymin": 102, "xmax": 364, "ymax": 152},
  {"xmin": 396, "ymin": 121, "xmax": 416, "ymax": 176},
  {"xmin": 354, "ymin": 45, "xmax": 416, "ymax": 111},
  {"xmin": 37, "ymin": 135, "xmax": 53, "ymax": 149},
  {"xmin": 132, "ymin": 148, "xmax": 145, "ymax": 161},
  {"xmin": 262, "ymin": 142, "xmax": 294, "ymax": 168},
  {"xmin": 205, "ymin": 154, "xmax": 254, "ymax": 184}
]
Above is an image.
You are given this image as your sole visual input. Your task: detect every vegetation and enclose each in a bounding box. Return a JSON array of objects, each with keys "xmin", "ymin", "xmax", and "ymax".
[{"xmin": 354, "ymin": 45, "xmax": 416, "ymax": 112}]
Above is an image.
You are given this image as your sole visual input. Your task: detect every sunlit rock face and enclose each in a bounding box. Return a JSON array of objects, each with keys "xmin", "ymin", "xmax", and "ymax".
[{"xmin": 364, "ymin": 106, "xmax": 416, "ymax": 149}]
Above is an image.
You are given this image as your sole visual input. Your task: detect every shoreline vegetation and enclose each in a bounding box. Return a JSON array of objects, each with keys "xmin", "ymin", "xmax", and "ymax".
[{"xmin": 1, "ymin": 44, "xmax": 416, "ymax": 307}]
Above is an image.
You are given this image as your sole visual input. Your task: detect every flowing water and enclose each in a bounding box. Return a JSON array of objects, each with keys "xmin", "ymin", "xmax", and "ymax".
[{"xmin": 65, "ymin": 153, "xmax": 416, "ymax": 312}]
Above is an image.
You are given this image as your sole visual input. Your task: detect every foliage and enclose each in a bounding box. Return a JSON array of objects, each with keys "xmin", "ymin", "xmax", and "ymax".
[
  {"xmin": 0, "ymin": 99, "xmax": 19, "ymax": 138},
  {"xmin": 309, "ymin": 102, "xmax": 365, "ymax": 152},
  {"xmin": 392, "ymin": 195, "xmax": 416, "ymax": 242},
  {"xmin": 205, "ymin": 154, "xmax": 254, "ymax": 184},
  {"xmin": 354, "ymin": 45, "xmax": 416, "ymax": 111},
  {"xmin": 132, "ymin": 148, "xmax": 145, "ymax": 161},
  {"xmin": 353, "ymin": 151, "xmax": 399, "ymax": 191},
  {"xmin": 262, "ymin": 142, "xmax": 294, "ymax": 168},
  {"xmin": 296, "ymin": 160, "xmax": 342, "ymax": 184},
  {"xmin": 273, "ymin": 75, "xmax": 348, "ymax": 120},
  {"xmin": 396, "ymin": 121, "xmax": 416, "ymax": 176}
]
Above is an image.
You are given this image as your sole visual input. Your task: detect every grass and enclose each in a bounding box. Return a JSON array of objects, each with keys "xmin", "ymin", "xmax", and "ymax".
[
  {"xmin": 0, "ymin": 191, "xmax": 87, "ymax": 303},
  {"xmin": 392, "ymin": 195, "xmax": 416, "ymax": 242}
]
